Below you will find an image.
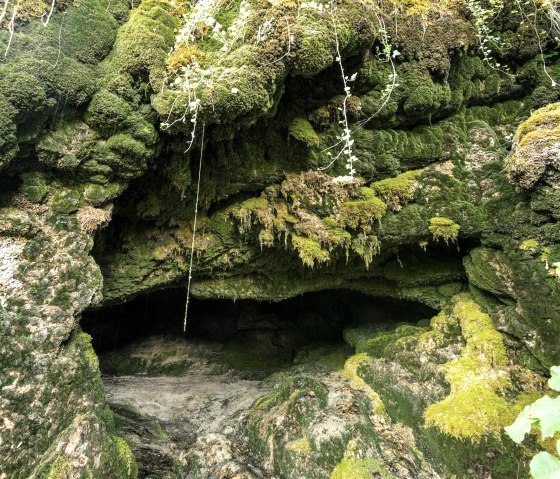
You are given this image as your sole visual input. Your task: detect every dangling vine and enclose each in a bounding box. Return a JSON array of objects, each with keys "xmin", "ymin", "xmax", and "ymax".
[{"xmin": 183, "ymin": 124, "xmax": 205, "ymax": 333}]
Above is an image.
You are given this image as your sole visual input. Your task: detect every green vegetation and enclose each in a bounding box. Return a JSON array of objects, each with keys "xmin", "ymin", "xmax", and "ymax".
[
  {"xmin": 506, "ymin": 365, "xmax": 560, "ymax": 479},
  {"xmin": 369, "ymin": 170, "xmax": 421, "ymax": 211},
  {"xmin": 47, "ymin": 456, "xmax": 71, "ymax": 479},
  {"xmin": 4, "ymin": 0, "xmax": 560, "ymax": 477},
  {"xmin": 428, "ymin": 217, "xmax": 461, "ymax": 244},
  {"xmin": 330, "ymin": 458, "xmax": 395, "ymax": 479},
  {"xmin": 506, "ymin": 102, "xmax": 560, "ymax": 189},
  {"xmin": 289, "ymin": 117, "xmax": 320, "ymax": 147},
  {"xmin": 291, "ymin": 234, "xmax": 331, "ymax": 268},
  {"xmin": 424, "ymin": 294, "xmax": 511, "ymax": 440},
  {"xmin": 228, "ymin": 172, "xmax": 392, "ymax": 267}
]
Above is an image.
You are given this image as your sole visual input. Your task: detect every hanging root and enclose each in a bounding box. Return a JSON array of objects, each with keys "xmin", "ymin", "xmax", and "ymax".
[
  {"xmin": 183, "ymin": 124, "xmax": 205, "ymax": 333},
  {"xmin": 4, "ymin": 1, "xmax": 17, "ymax": 57}
]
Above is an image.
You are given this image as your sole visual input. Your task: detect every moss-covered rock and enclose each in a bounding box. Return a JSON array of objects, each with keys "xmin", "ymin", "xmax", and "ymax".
[
  {"xmin": 506, "ymin": 102, "xmax": 560, "ymax": 190},
  {"xmin": 3, "ymin": 1, "xmax": 560, "ymax": 477}
]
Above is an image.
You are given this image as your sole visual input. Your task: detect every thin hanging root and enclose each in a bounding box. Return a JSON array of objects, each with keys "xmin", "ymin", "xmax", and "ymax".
[
  {"xmin": 183, "ymin": 124, "xmax": 205, "ymax": 333},
  {"xmin": 4, "ymin": 1, "xmax": 17, "ymax": 57},
  {"xmin": 42, "ymin": 0, "xmax": 55, "ymax": 26},
  {"xmin": 0, "ymin": 0, "xmax": 9, "ymax": 25}
]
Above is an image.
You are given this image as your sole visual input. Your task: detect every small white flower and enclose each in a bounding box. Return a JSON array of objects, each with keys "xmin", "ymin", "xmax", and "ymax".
[{"xmin": 231, "ymin": 87, "xmax": 239, "ymax": 94}]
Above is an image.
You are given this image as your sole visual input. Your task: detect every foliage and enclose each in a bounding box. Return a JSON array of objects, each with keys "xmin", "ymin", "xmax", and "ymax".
[{"xmin": 506, "ymin": 366, "xmax": 560, "ymax": 479}]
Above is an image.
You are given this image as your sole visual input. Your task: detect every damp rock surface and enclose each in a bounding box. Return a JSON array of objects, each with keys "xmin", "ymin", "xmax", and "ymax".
[{"xmin": 99, "ymin": 336, "xmax": 280, "ymax": 478}]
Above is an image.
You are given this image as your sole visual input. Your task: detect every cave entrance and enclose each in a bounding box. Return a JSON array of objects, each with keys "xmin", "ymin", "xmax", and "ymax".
[
  {"xmin": 81, "ymin": 290, "xmax": 438, "ymax": 477},
  {"xmin": 81, "ymin": 289, "xmax": 437, "ymax": 377}
]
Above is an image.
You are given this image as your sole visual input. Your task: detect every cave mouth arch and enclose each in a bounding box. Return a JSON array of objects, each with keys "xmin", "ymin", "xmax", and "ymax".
[
  {"xmin": 81, "ymin": 288, "xmax": 438, "ymax": 376},
  {"xmin": 81, "ymin": 289, "xmax": 439, "ymax": 477}
]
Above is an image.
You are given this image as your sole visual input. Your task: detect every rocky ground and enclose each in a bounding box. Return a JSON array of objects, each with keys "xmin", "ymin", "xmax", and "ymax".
[{"xmin": 102, "ymin": 338, "xmax": 271, "ymax": 478}]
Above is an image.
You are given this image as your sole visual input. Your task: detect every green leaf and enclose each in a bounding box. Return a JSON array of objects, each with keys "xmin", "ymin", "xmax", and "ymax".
[
  {"xmin": 530, "ymin": 452, "xmax": 560, "ymax": 479},
  {"xmin": 505, "ymin": 406, "xmax": 534, "ymax": 444},
  {"xmin": 549, "ymin": 366, "xmax": 560, "ymax": 392},
  {"xmin": 530, "ymin": 396, "xmax": 560, "ymax": 438}
]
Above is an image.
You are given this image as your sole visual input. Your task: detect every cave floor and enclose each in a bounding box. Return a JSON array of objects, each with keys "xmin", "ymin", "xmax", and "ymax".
[
  {"xmin": 99, "ymin": 335, "xmax": 348, "ymax": 478},
  {"xmin": 88, "ymin": 292, "xmax": 435, "ymax": 478}
]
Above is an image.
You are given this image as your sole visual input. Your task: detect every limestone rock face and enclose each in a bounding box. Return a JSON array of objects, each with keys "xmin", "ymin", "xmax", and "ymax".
[
  {"xmin": 0, "ymin": 206, "xmax": 136, "ymax": 478},
  {"xmin": 2, "ymin": 0, "xmax": 560, "ymax": 477}
]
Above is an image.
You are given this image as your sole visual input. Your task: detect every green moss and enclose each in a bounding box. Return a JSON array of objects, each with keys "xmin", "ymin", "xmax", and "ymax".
[
  {"xmin": 106, "ymin": 1, "xmax": 176, "ymax": 83},
  {"xmin": 338, "ymin": 198, "xmax": 387, "ymax": 231},
  {"xmin": 424, "ymin": 384, "xmax": 510, "ymax": 441},
  {"xmin": 287, "ymin": 436, "xmax": 313, "ymax": 454},
  {"xmin": 113, "ymin": 436, "xmax": 138, "ymax": 479},
  {"xmin": 369, "ymin": 170, "xmax": 421, "ymax": 211},
  {"xmin": 506, "ymin": 102, "xmax": 560, "ymax": 189},
  {"xmin": 0, "ymin": 68, "xmax": 48, "ymax": 113},
  {"xmin": 428, "ymin": 217, "xmax": 460, "ymax": 244},
  {"xmin": 291, "ymin": 234, "xmax": 331, "ymax": 268},
  {"xmin": 520, "ymin": 239, "xmax": 540, "ymax": 252},
  {"xmin": 289, "ymin": 117, "xmax": 320, "ymax": 147},
  {"xmin": 423, "ymin": 294, "xmax": 511, "ymax": 440},
  {"xmin": 355, "ymin": 324, "xmax": 427, "ymax": 359},
  {"xmin": 37, "ymin": 121, "xmax": 95, "ymax": 172},
  {"xmin": 330, "ymin": 458, "xmax": 395, "ymax": 479},
  {"xmin": 0, "ymin": 97, "xmax": 17, "ymax": 168},
  {"xmin": 51, "ymin": 188, "xmax": 82, "ymax": 214},
  {"xmin": 47, "ymin": 455, "xmax": 71, "ymax": 479},
  {"xmin": 341, "ymin": 353, "xmax": 385, "ymax": 413},
  {"xmin": 86, "ymin": 90, "xmax": 132, "ymax": 131},
  {"xmin": 20, "ymin": 172, "xmax": 49, "ymax": 203},
  {"xmin": 403, "ymin": 71, "xmax": 450, "ymax": 115},
  {"xmin": 83, "ymin": 182, "xmax": 125, "ymax": 205},
  {"xmin": 350, "ymin": 233, "xmax": 380, "ymax": 269},
  {"xmin": 77, "ymin": 332, "xmax": 99, "ymax": 371},
  {"xmin": 231, "ymin": 196, "xmax": 271, "ymax": 233}
]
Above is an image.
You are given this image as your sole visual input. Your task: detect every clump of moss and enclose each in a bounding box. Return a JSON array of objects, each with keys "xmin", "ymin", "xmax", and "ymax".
[
  {"xmin": 114, "ymin": 437, "xmax": 138, "ymax": 479},
  {"xmin": 287, "ymin": 436, "xmax": 313, "ymax": 455},
  {"xmin": 78, "ymin": 332, "xmax": 100, "ymax": 371},
  {"xmin": 47, "ymin": 455, "xmax": 71, "ymax": 479},
  {"xmin": 350, "ymin": 233, "xmax": 381, "ymax": 269},
  {"xmin": 289, "ymin": 117, "xmax": 320, "ymax": 147},
  {"xmin": 341, "ymin": 353, "xmax": 385, "ymax": 413},
  {"xmin": 166, "ymin": 43, "xmax": 204, "ymax": 72},
  {"xmin": 231, "ymin": 196, "xmax": 271, "ymax": 234},
  {"xmin": 369, "ymin": 170, "xmax": 421, "ymax": 211},
  {"xmin": 423, "ymin": 294, "xmax": 511, "ymax": 440},
  {"xmin": 519, "ymin": 239, "xmax": 540, "ymax": 253},
  {"xmin": 506, "ymin": 102, "xmax": 560, "ymax": 189},
  {"xmin": 428, "ymin": 217, "xmax": 460, "ymax": 244},
  {"xmin": 227, "ymin": 172, "xmax": 389, "ymax": 268},
  {"xmin": 330, "ymin": 458, "xmax": 395, "ymax": 479},
  {"xmin": 337, "ymin": 198, "xmax": 387, "ymax": 231},
  {"xmin": 20, "ymin": 172, "xmax": 49, "ymax": 203},
  {"xmin": 291, "ymin": 234, "xmax": 331, "ymax": 268},
  {"xmin": 356, "ymin": 323, "xmax": 427, "ymax": 359}
]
